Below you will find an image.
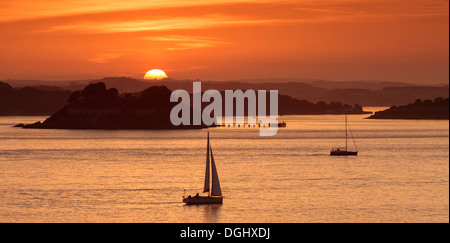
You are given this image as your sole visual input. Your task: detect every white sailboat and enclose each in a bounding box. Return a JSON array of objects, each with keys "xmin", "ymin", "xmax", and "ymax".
[{"xmin": 183, "ymin": 132, "xmax": 224, "ymax": 205}]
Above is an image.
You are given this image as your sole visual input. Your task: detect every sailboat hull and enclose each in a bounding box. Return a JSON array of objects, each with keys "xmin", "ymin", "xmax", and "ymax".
[
  {"xmin": 183, "ymin": 196, "xmax": 223, "ymax": 205},
  {"xmin": 330, "ymin": 150, "xmax": 358, "ymax": 156}
]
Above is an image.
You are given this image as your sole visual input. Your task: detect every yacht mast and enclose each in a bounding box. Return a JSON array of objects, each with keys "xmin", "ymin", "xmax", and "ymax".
[
  {"xmin": 203, "ymin": 132, "xmax": 210, "ymax": 196},
  {"xmin": 345, "ymin": 113, "xmax": 348, "ymax": 151}
]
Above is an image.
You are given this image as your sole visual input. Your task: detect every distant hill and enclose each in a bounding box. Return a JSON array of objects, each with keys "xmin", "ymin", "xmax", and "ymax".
[
  {"xmin": 307, "ymin": 80, "xmax": 415, "ymax": 90},
  {"xmin": 277, "ymin": 95, "xmax": 369, "ymax": 115},
  {"xmin": 367, "ymin": 97, "xmax": 449, "ymax": 120},
  {"xmin": 0, "ymin": 81, "xmax": 71, "ymax": 116},
  {"xmin": 2, "ymin": 77, "xmax": 449, "ymax": 107},
  {"xmin": 192, "ymin": 91, "xmax": 369, "ymax": 116},
  {"xmin": 84, "ymin": 78, "xmax": 450, "ymax": 106},
  {"xmin": 325, "ymin": 86, "xmax": 449, "ymax": 106}
]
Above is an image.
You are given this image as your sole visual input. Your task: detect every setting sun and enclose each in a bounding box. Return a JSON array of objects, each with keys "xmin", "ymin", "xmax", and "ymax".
[{"xmin": 144, "ymin": 69, "xmax": 168, "ymax": 80}]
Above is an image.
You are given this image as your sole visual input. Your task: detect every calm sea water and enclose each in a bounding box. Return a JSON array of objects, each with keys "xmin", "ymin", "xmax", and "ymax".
[{"xmin": 0, "ymin": 110, "xmax": 448, "ymax": 222}]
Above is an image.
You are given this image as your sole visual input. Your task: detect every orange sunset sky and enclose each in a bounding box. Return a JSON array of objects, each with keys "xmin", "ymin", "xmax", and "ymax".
[{"xmin": 0, "ymin": 0, "xmax": 448, "ymax": 83}]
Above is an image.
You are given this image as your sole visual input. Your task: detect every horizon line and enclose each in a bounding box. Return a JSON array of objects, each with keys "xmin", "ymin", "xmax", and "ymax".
[{"xmin": 1, "ymin": 76, "xmax": 449, "ymax": 86}]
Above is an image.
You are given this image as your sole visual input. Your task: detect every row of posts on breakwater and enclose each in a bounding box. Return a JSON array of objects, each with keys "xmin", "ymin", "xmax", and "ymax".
[{"xmin": 215, "ymin": 121, "xmax": 286, "ymax": 128}]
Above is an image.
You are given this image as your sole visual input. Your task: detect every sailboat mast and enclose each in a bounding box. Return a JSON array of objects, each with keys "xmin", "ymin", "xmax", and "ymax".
[
  {"xmin": 345, "ymin": 113, "xmax": 348, "ymax": 151},
  {"xmin": 203, "ymin": 132, "xmax": 210, "ymax": 195},
  {"xmin": 208, "ymin": 139, "xmax": 212, "ymax": 197}
]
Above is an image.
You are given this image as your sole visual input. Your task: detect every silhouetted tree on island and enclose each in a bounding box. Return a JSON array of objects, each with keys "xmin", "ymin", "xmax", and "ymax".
[
  {"xmin": 141, "ymin": 86, "xmax": 172, "ymax": 107},
  {"xmin": 21, "ymin": 82, "xmax": 207, "ymax": 129},
  {"xmin": 68, "ymin": 91, "xmax": 82, "ymax": 103},
  {"xmin": 368, "ymin": 97, "xmax": 449, "ymax": 120}
]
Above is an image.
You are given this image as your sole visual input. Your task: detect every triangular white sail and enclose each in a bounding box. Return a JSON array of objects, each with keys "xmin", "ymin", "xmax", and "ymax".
[
  {"xmin": 210, "ymin": 146, "xmax": 222, "ymax": 196},
  {"xmin": 203, "ymin": 133, "xmax": 210, "ymax": 193}
]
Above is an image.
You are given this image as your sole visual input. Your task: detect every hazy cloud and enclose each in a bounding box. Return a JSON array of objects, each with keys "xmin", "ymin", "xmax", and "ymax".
[
  {"xmin": 140, "ymin": 35, "xmax": 229, "ymax": 50},
  {"xmin": 0, "ymin": 0, "xmax": 281, "ymax": 22},
  {"xmin": 42, "ymin": 15, "xmax": 285, "ymax": 33},
  {"xmin": 87, "ymin": 53, "xmax": 124, "ymax": 63}
]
